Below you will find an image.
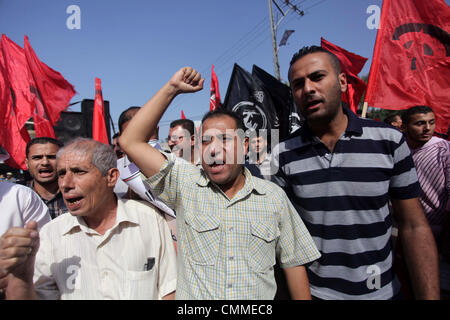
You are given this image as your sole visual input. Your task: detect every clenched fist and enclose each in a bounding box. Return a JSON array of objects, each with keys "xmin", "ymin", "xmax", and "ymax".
[{"xmin": 168, "ymin": 67, "xmax": 204, "ymax": 95}]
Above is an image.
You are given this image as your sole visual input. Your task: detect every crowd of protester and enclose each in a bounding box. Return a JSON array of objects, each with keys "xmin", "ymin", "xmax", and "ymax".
[{"xmin": 0, "ymin": 46, "xmax": 448, "ymax": 300}]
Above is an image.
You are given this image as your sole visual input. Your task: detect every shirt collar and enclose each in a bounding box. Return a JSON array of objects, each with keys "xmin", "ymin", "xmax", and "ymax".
[
  {"xmin": 27, "ymin": 180, "xmax": 63, "ymax": 203},
  {"xmin": 61, "ymin": 197, "xmax": 139, "ymax": 236},
  {"xmin": 343, "ymin": 106, "xmax": 363, "ymax": 136},
  {"xmin": 291, "ymin": 106, "xmax": 363, "ymax": 145}
]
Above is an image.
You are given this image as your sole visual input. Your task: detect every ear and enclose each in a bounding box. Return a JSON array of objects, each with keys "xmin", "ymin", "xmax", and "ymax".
[
  {"xmin": 243, "ymin": 136, "xmax": 249, "ymax": 157},
  {"xmin": 338, "ymin": 72, "xmax": 347, "ymax": 93},
  {"xmin": 106, "ymin": 168, "xmax": 120, "ymax": 188},
  {"xmin": 25, "ymin": 158, "xmax": 30, "ymax": 170}
]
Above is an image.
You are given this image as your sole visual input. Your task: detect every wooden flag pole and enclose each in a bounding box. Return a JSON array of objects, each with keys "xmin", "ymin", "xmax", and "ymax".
[{"xmin": 361, "ymin": 101, "xmax": 369, "ymax": 118}]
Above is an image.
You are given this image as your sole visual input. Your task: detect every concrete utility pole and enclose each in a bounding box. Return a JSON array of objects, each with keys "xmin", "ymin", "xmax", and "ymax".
[
  {"xmin": 268, "ymin": 0, "xmax": 305, "ymax": 80},
  {"xmin": 268, "ymin": 0, "xmax": 281, "ymax": 80}
]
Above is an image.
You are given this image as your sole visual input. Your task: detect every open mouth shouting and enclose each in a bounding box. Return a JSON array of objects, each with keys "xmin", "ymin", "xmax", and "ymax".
[
  {"xmin": 208, "ymin": 161, "xmax": 226, "ymax": 174},
  {"xmin": 64, "ymin": 195, "xmax": 84, "ymax": 211},
  {"xmin": 38, "ymin": 168, "xmax": 55, "ymax": 178}
]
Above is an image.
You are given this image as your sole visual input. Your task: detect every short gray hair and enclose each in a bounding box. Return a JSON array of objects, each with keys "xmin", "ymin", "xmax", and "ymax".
[{"xmin": 56, "ymin": 138, "xmax": 117, "ymax": 175}]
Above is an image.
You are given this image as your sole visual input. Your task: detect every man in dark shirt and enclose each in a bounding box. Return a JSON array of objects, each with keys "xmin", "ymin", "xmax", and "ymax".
[{"xmin": 25, "ymin": 137, "xmax": 67, "ymax": 219}]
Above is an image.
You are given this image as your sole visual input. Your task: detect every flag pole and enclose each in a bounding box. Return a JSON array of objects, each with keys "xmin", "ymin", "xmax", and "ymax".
[{"xmin": 361, "ymin": 101, "xmax": 368, "ymax": 118}]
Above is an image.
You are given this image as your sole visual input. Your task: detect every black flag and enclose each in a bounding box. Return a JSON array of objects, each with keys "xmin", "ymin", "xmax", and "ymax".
[
  {"xmin": 222, "ymin": 63, "xmax": 279, "ymax": 134},
  {"xmin": 278, "ymin": 30, "xmax": 295, "ymax": 47},
  {"xmin": 251, "ymin": 65, "xmax": 302, "ymax": 140}
]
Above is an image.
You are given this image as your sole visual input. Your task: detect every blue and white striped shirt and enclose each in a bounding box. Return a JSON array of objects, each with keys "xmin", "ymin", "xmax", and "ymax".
[{"xmin": 271, "ymin": 108, "xmax": 421, "ymax": 299}]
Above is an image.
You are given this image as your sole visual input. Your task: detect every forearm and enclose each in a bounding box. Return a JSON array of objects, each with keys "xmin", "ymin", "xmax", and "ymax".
[
  {"xmin": 119, "ymin": 82, "xmax": 178, "ymax": 177},
  {"xmin": 120, "ymin": 82, "xmax": 178, "ymax": 148},
  {"xmin": 5, "ymin": 275, "xmax": 37, "ymax": 300},
  {"xmin": 283, "ymin": 265, "xmax": 312, "ymax": 300},
  {"xmin": 399, "ymin": 225, "xmax": 440, "ymax": 299}
]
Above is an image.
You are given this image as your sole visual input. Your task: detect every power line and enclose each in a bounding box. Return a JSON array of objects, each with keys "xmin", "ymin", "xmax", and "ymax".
[{"xmin": 172, "ymin": 0, "xmax": 322, "ymax": 114}]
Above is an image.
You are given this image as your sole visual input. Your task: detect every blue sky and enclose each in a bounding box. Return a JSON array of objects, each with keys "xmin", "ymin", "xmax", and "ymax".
[{"xmin": 1, "ymin": 0, "xmax": 448, "ymax": 140}]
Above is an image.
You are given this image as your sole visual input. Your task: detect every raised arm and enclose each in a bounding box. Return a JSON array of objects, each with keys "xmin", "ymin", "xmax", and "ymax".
[{"xmin": 119, "ymin": 67, "xmax": 204, "ymax": 178}]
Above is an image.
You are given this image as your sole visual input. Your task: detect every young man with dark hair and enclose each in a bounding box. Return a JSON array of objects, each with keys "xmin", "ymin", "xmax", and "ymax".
[
  {"xmin": 271, "ymin": 45, "xmax": 439, "ymax": 300},
  {"xmin": 383, "ymin": 113, "xmax": 403, "ymax": 130},
  {"xmin": 118, "ymin": 106, "xmax": 141, "ymax": 134},
  {"xmin": 402, "ymin": 105, "xmax": 450, "ymax": 298},
  {"xmin": 25, "ymin": 137, "xmax": 67, "ymax": 219},
  {"xmin": 120, "ymin": 67, "xmax": 320, "ymax": 300}
]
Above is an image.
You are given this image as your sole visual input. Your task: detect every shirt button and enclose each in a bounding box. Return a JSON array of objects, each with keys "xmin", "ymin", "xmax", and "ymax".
[
  {"xmin": 102, "ymin": 271, "xmax": 108, "ymax": 279},
  {"xmin": 227, "ymin": 284, "xmax": 233, "ymax": 289},
  {"xmin": 229, "ymin": 227, "xmax": 233, "ymax": 232},
  {"xmin": 229, "ymin": 256, "xmax": 234, "ymax": 261}
]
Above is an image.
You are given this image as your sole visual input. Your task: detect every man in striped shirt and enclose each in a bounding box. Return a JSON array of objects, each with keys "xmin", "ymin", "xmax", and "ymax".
[
  {"xmin": 271, "ymin": 46, "xmax": 439, "ymax": 299},
  {"xmin": 402, "ymin": 105, "xmax": 450, "ymax": 297}
]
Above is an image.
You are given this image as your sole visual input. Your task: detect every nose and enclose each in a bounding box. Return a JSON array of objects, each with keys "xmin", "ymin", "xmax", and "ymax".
[
  {"xmin": 304, "ymin": 78, "xmax": 315, "ymax": 94},
  {"xmin": 42, "ymin": 156, "xmax": 50, "ymax": 165},
  {"xmin": 59, "ymin": 172, "xmax": 74, "ymax": 192}
]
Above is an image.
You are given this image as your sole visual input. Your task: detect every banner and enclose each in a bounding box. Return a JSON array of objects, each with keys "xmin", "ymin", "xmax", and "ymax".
[
  {"xmin": 365, "ymin": 0, "xmax": 450, "ymax": 135},
  {"xmin": 0, "ymin": 35, "xmax": 32, "ymax": 169},
  {"xmin": 24, "ymin": 36, "xmax": 75, "ymax": 132},
  {"xmin": 279, "ymin": 30, "xmax": 295, "ymax": 47},
  {"xmin": 210, "ymin": 64, "xmax": 221, "ymax": 111},
  {"xmin": 321, "ymin": 37, "xmax": 368, "ymax": 114},
  {"xmin": 92, "ymin": 77, "xmax": 109, "ymax": 144},
  {"xmin": 251, "ymin": 64, "xmax": 300, "ymax": 140},
  {"xmin": 222, "ymin": 63, "xmax": 280, "ymax": 136}
]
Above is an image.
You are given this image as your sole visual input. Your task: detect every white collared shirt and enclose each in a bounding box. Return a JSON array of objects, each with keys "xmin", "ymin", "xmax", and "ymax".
[
  {"xmin": 0, "ymin": 182, "xmax": 51, "ymax": 236},
  {"xmin": 33, "ymin": 198, "xmax": 177, "ymax": 300}
]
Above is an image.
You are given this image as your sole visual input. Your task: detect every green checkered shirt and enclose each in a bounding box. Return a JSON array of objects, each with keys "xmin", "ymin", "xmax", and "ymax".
[{"xmin": 143, "ymin": 152, "xmax": 320, "ymax": 299}]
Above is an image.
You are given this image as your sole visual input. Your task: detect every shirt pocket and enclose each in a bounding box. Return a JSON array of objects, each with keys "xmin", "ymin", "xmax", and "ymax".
[
  {"xmin": 248, "ymin": 220, "xmax": 279, "ymax": 273},
  {"xmin": 184, "ymin": 213, "xmax": 220, "ymax": 266},
  {"xmin": 125, "ymin": 269, "xmax": 157, "ymax": 300}
]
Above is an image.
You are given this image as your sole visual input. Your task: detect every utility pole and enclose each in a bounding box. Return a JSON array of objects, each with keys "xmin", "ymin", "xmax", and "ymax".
[
  {"xmin": 268, "ymin": 0, "xmax": 305, "ymax": 80},
  {"xmin": 268, "ymin": 0, "xmax": 281, "ymax": 80}
]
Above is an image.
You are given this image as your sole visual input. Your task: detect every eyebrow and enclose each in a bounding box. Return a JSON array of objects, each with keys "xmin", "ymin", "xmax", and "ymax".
[
  {"xmin": 292, "ymin": 69, "xmax": 328, "ymax": 82},
  {"xmin": 57, "ymin": 166, "xmax": 89, "ymax": 174}
]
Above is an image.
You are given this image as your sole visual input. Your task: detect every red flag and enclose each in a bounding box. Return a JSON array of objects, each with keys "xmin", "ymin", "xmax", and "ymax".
[
  {"xmin": 24, "ymin": 36, "xmax": 75, "ymax": 134},
  {"xmin": 0, "ymin": 35, "xmax": 34, "ymax": 127},
  {"xmin": 92, "ymin": 78, "xmax": 109, "ymax": 144},
  {"xmin": 0, "ymin": 56, "xmax": 31, "ymax": 169},
  {"xmin": 321, "ymin": 37, "xmax": 368, "ymax": 113},
  {"xmin": 181, "ymin": 110, "xmax": 186, "ymax": 119},
  {"xmin": 210, "ymin": 64, "xmax": 221, "ymax": 111},
  {"xmin": 365, "ymin": 0, "xmax": 450, "ymax": 135},
  {"xmin": 0, "ymin": 35, "xmax": 32, "ymax": 169}
]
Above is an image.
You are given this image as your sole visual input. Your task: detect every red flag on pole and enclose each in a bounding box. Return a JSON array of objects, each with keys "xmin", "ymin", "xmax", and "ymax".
[
  {"xmin": 0, "ymin": 35, "xmax": 32, "ymax": 169},
  {"xmin": 181, "ymin": 110, "xmax": 186, "ymax": 119},
  {"xmin": 210, "ymin": 64, "xmax": 221, "ymax": 111},
  {"xmin": 24, "ymin": 36, "xmax": 75, "ymax": 133},
  {"xmin": 365, "ymin": 0, "xmax": 450, "ymax": 135},
  {"xmin": 321, "ymin": 37, "xmax": 368, "ymax": 114},
  {"xmin": 92, "ymin": 78, "xmax": 109, "ymax": 144},
  {"xmin": 0, "ymin": 56, "xmax": 31, "ymax": 170},
  {"xmin": 0, "ymin": 35, "xmax": 34, "ymax": 127}
]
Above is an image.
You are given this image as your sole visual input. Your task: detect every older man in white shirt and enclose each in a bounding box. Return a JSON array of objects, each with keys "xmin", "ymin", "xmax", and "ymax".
[{"xmin": 0, "ymin": 138, "xmax": 176, "ymax": 300}]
